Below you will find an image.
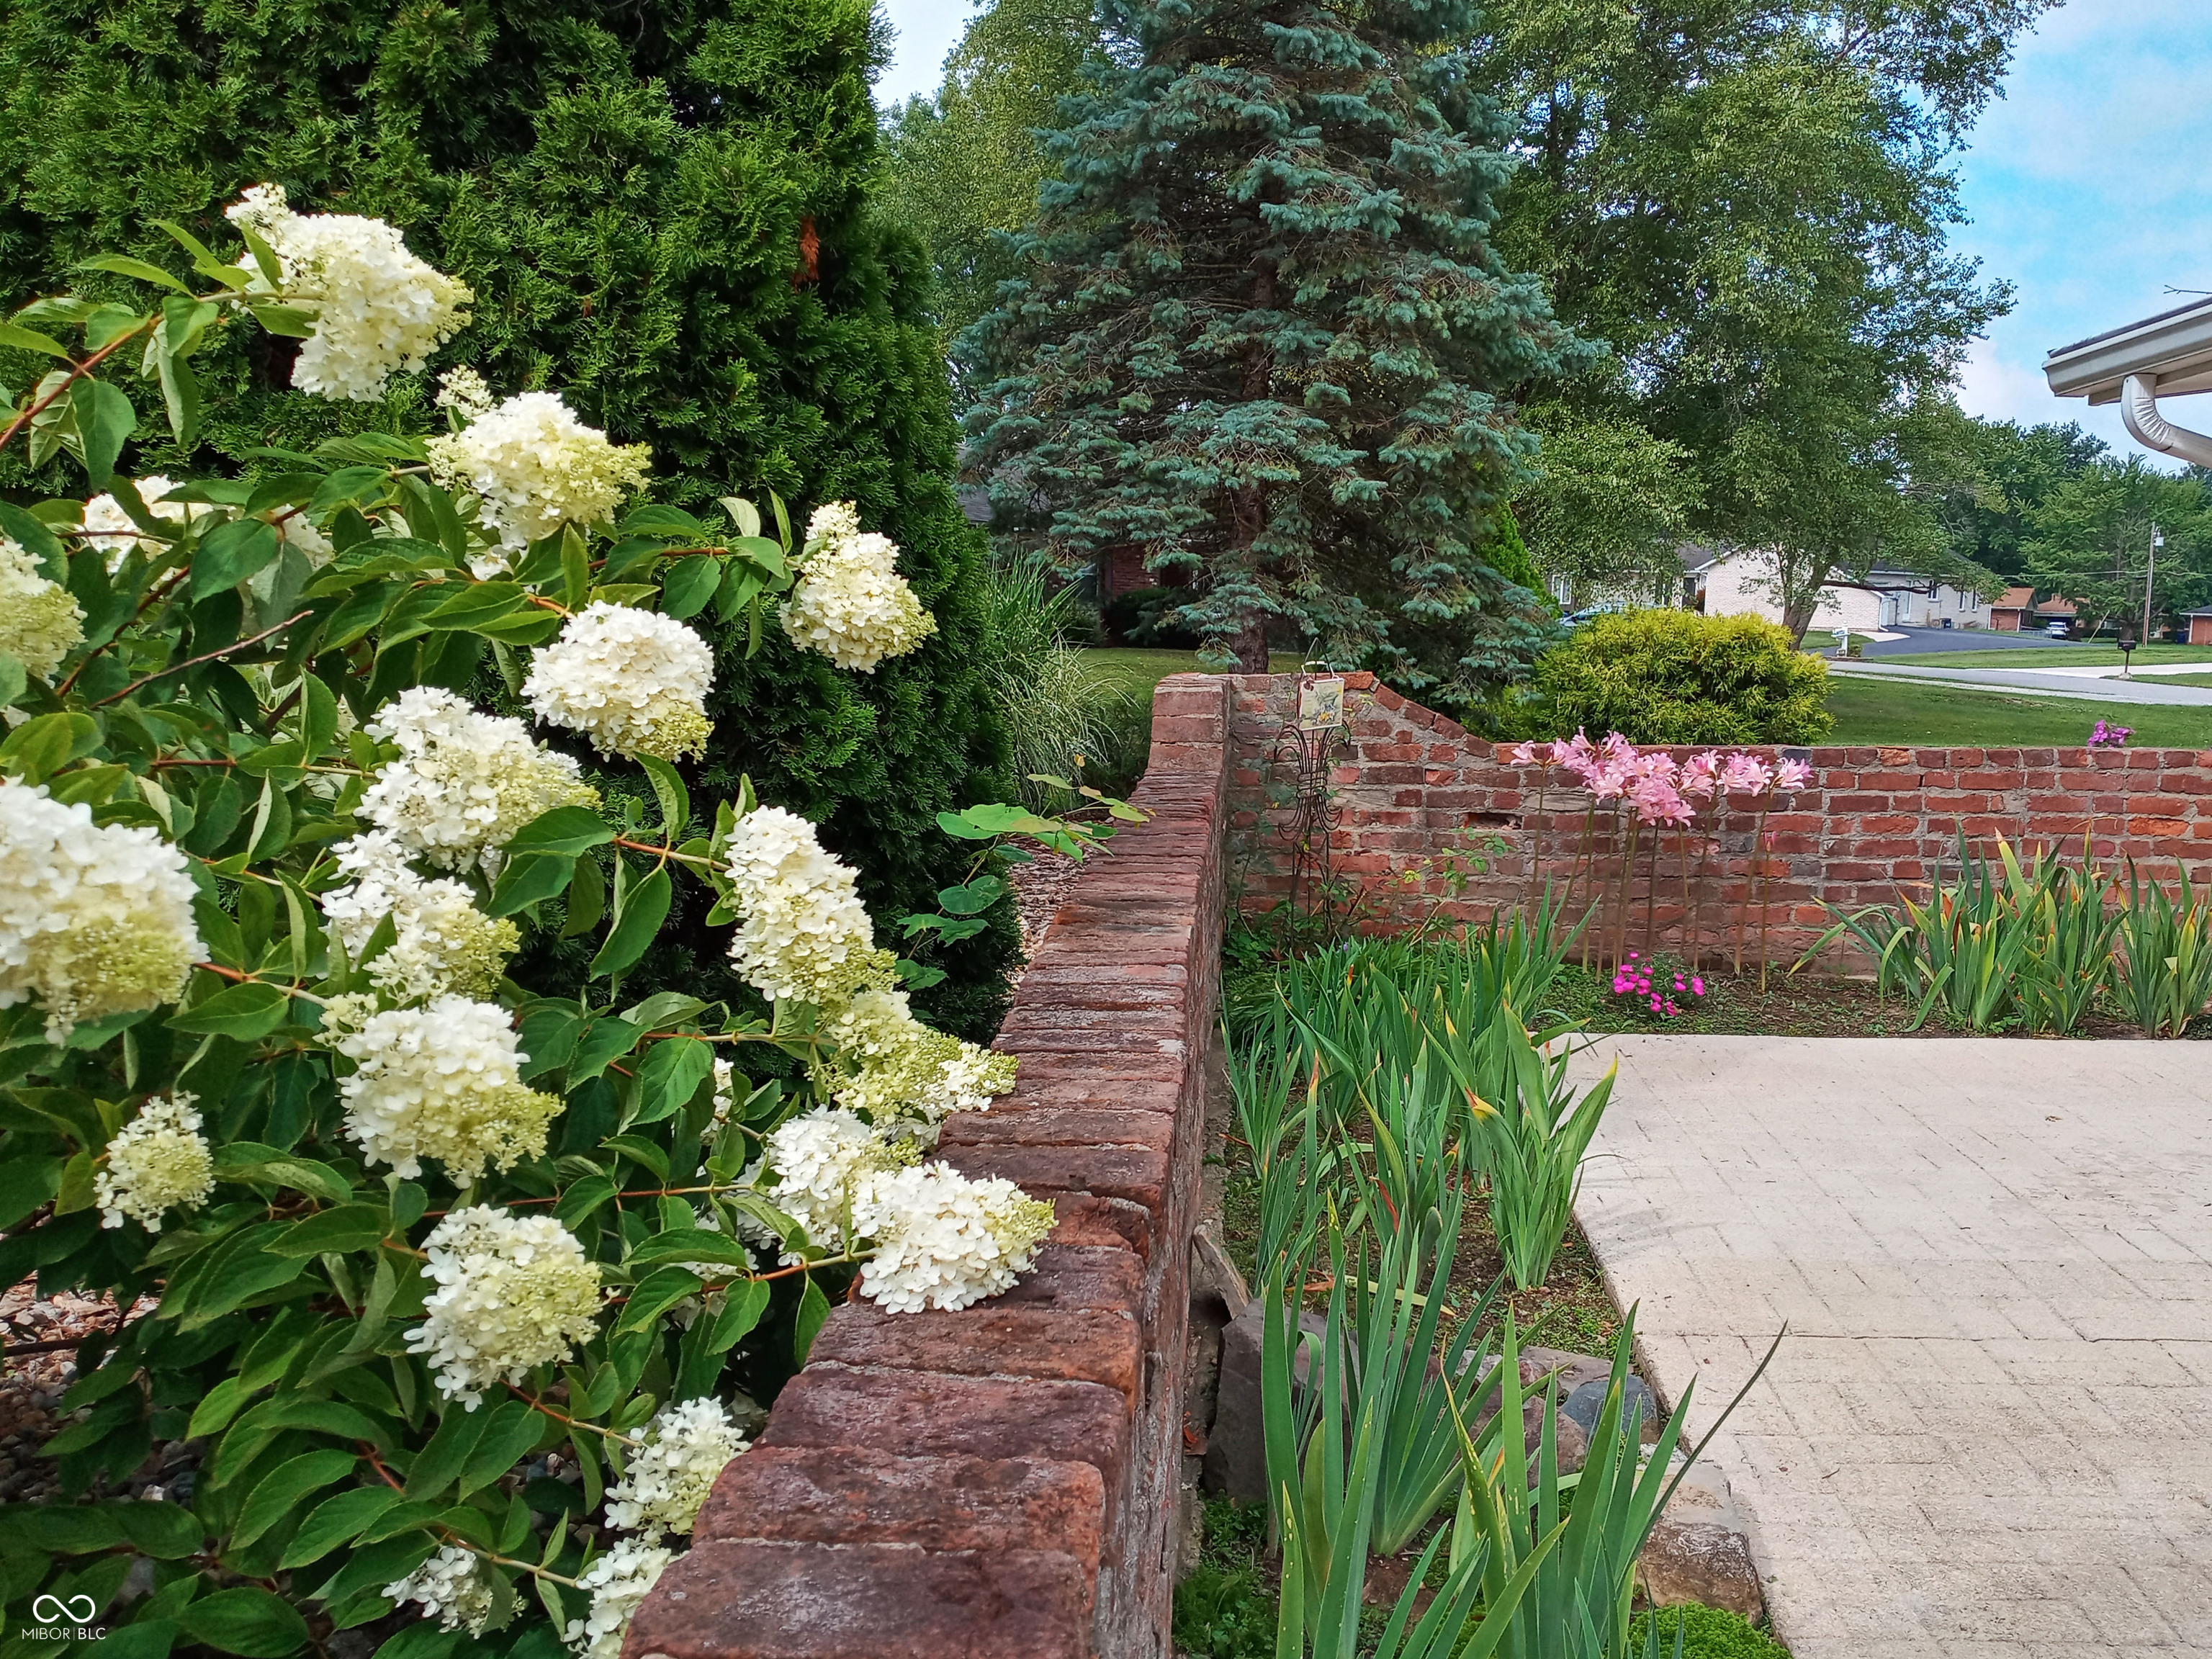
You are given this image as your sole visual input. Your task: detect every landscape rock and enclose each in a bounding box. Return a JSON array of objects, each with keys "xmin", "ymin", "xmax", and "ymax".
[
  {"xmin": 1521, "ymin": 1346, "xmax": 1613, "ymax": 1398},
  {"xmin": 1202, "ymin": 1298, "xmax": 1326, "ymax": 1503},
  {"xmin": 1561, "ymin": 1375, "xmax": 1663, "ymax": 1444},
  {"xmin": 1636, "ymin": 1456, "xmax": 1764, "ymax": 1621},
  {"xmin": 1636, "ymin": 1516, "xmax": 1765, "ymax": 1620}
]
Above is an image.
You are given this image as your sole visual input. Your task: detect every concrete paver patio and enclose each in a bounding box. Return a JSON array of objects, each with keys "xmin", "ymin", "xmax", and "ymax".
[{"xmin": 1571, "ymin": 1035, "xmax": 2212, "ymax": 1658}]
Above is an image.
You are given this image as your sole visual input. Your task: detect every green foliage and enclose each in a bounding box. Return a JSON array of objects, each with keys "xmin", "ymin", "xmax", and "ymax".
[
  {"xmin": 1513, "ymin": 408, "xmax": 1701, "ymax": 606},
  {"xmin": 1484, "ymin": 0, "xmax": 2049, "ymax": 627},
  {"xmin": 1629, "ymin": 1605, "xmax": 1791, "ymax": 1659},
  {"xmin": 1935, "ymin": 418, "xmax": 2108, "ymax": 583},
  {"xmin": 2113, "ymin": 863, "xmax": 2212, "ymax": 1039},
  {"xmin": 1100, "ymin": 586, "xmax": 1201, "ymax": 649},
  {"xmin": 879, "ymin": 0, "xmax": 1105, "ymax": 373},
  {"xmin": 971, "ymin": 562, "xmax": 1125, "ymax": 811},
  {"xmin": 1173, "ymin": 1501, "xmax": 1277, "ymax": 1659},
  {"xmin": 1802, "ymin": 832, "xmax": 2206, "ymax": 1038},
  {"xmin": 0, "ymin": 0, "xmax": 1019, "ymax": 1031},
  {"xmin": 0, "ymin": 202, "xmax": 1105, "ymax": 1656},
  {"xmin": 1532, "ymin": 612, "xmax": 1831, "ymax": 745},
  {"xmin": 959, "ymin": 0, "xmax": 1571, "ymax": 698},
  {"xmin": 2021, "ymin": 457, "xmax": 2212, "ymax": 637}
]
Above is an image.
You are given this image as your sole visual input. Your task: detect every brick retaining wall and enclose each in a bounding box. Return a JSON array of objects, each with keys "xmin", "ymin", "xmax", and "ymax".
[
  {"xmin": 627, "ymin": 675, "xmax": 1232, "ymax": 1659},
  {"xmin": 1228, "ymin": 672, "xmax": 2212, "ymax": 966}
]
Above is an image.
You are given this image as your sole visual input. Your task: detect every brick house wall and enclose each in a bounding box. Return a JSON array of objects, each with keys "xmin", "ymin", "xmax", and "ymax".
[
  {"xmin": 1227, "ymin": 672, "xmax": 2212, "ymax": 966},
  {"xmin": 627, "ymin": 676, "xmax": 1232, "ymax": 1659}
]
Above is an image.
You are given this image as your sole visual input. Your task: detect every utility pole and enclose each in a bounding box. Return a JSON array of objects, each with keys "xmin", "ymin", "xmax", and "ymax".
[{"xmin": 2145, "ymin": 524, "xmax": 2164, "ymax": 644}]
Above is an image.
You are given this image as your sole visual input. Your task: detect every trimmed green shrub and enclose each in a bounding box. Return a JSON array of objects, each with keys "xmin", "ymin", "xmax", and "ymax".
[
  {"xmin": 0, "ymin": 0, "xmax": 1018, "ymax": 1033},
  {"xmin": 1630, "ymin": 1604, "xmax": 1792, "ymax": 1658},
  {"xmin": 1533, "ymin": 610, "xmax": 1832, "ymax": 745}
]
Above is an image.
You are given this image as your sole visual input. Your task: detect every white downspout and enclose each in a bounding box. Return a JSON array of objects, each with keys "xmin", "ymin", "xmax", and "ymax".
[{"xmin": 2122, "ymin": 374, "xmax": 2212, "ymax": 467}]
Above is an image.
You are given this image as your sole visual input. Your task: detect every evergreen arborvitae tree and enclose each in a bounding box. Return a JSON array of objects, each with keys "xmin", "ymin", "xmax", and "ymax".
[
  {"xmin": 0, "ymin": 0, "xmax": 1017, "ymax": 1032},
  {"xmin": 959, "ymin": 0, "xmax": 1571, "ymax": 709}
]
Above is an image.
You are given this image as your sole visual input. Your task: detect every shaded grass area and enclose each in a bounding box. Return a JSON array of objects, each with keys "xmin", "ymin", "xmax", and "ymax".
[
  {"xmin": 1880, "ymin": 643, "xmax": 2212, "ymax": 669},
  {"xmin": 1822, "ymin": 676, "xmax": 2212, "ymax": 747},
  {"xmin": 1076, "ymin": 647, "xmax": 1305, "ymax": 702}
]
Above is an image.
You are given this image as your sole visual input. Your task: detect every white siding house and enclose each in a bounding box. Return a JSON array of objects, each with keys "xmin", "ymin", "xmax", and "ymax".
[{"xmin": 1681, "ymin": 549, "xmax": 1990, "ymax": 631}]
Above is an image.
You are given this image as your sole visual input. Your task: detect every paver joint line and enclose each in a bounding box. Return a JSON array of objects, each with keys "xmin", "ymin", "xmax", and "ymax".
[{"xmin": 1570, "ymin": 1035, "xmax": 2212, "ymax": 1659}]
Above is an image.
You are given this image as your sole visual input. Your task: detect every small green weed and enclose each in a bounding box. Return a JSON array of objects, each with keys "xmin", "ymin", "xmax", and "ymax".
[
  {"xmin": 1174, "ymin": 1499, "xmax": 1276, "ymax": 1659},
  {"xmin": 1629, "ymin": 1604, "xmax": 1791, "ymax": 1658}
]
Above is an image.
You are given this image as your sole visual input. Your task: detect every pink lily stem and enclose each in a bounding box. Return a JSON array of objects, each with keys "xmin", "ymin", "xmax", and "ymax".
[
  {"xmin": 1642, "ymin": 814, "xmax": 1660, "ymax": 961},
  {"xmin": 1678, "ymin": 822, "xmax": 1693, "ymax": 963},
  {"xmin": 1612, "ymin": 813, "xmax": 1640, "ymax": 976},
  {"xmin": 1757, "ymin": 791, "xmax": 1779, "ymax": 991},
  {"xmin": 1524, "ymin": 765, "xmax": 1548, "ymax": 918},
  {"xmin": 1688, "ymin": 794, "xmax": 1718, "ymax": 970}
]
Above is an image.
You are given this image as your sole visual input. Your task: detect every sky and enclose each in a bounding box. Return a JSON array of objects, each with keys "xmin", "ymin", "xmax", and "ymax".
[
  {"xmin": 1949, "ymin": 0, "xmax": 2212, "ymax": 467},
  {"xmin": 872, "ymin": 0, "xmax": 2212, "ymax": 466}
]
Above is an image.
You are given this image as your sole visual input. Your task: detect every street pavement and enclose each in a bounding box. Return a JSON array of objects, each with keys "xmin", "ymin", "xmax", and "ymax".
[{"xmin": 1827, "ymin": 659, "xmax": 2212, "ymax": 708}]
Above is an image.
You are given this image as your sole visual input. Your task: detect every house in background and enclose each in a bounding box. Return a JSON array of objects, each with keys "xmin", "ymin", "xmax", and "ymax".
[
  {"xmin": 1987, "ymin": 588, "xmax": 2079, "ymax": 633},
  {"xmin": 2185, "ymin": 606, "xmax": 2212, "ymax": 645},
  {"xmin": 1681, "ymin": 548, "xmax": 1991, "ymax": 632}
]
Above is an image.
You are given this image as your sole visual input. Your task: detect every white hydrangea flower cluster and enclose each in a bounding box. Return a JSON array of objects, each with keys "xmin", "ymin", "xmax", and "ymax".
[
  {"xmin": 408, "ymin": 1206, "xmax": 602, "ymax": 1406},
  {"xmin": 433, "ymin": 364, "xmax": 496, "ymax": 419},
  {"xmin": 358, "ymin": 688, "xmax": 598, "ymax": 870},
  {"xmin": 424, "ymin": 390, "xmax": 650, "ymax": 552},
  {"xmin": 0, "ymin": 778, "xmax": 204, "ymax": 1041},
  {"xmin": 79, "ymin": 476, "xmax": 207, "ymax": 572},
  {"xmin": 604, "ymin": 1398, "xmax": 748, "ymax": 1537},
  {"xmin": 225, "ymin": 183, "xmax": 472, "ymax": 403},
  {"xmin": 0, "ymin": 534, "xmax": 83, "ymax": 678},
  {"xmin": 764, "ymin": 1106, "xmax": 914, "ymax": 1254},
  {"xmin": 383, "ymin": 1545, "xmax": 493, "ymax": 1635},
  {"xmin": 334, "ymin": 995, "xmax": 562, "ymax": 1182},
  {"xmin": 320, "ymin": 832, "xmax": 518, "ymax": 1002},
  {"xmin": 855, "ymin": 1164, "xmax": 1056, "ymax": 1314},
  {"xmin": 522, "ymin": 603, "xmax": 714, "ymax": 762},
  {"xmin": 721, "ymin": 806, "xmax": 892, "ymax": 1004},
  {"xmin": 93, "ymin": 1094, "xmax": 212, "ymax": 1233},
  {"xmin": 821, "ymin": 987, "xmax": 1017, "ymax": 1129},
  {"xmin": 761, "ymin": 1107, "xmax": 1051, "ymax": 1310},
  {"xmin": 779, "ymin": 501, "xmax": 936, "ymax": 672},
  {"xmin": 562, "ymin": 1539, "xmax": 673, "ymax": 1659}
]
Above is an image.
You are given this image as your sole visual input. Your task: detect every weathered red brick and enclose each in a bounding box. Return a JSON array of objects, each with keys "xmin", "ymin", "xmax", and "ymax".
[
  {"xmin": 695, "ymin": 1447, "xmax": 1105, "ymax": 1566},
  {"xmin": 808, "ymin": 1302, "xmax": 1143, "ymax": 1408},
  {"xmin": 626, "ymin": 1539, "xmax": 1095, "ymax": 1659}
]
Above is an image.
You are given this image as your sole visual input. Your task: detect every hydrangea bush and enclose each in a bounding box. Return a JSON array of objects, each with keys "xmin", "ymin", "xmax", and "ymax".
[{"xmin": 0, "ymin": 195, "xmax": 1111, "ymax": 1658}]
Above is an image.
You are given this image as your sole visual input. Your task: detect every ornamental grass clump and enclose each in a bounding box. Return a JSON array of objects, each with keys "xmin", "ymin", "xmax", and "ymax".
[{"xmin": 0, "ymin": 194, "xmax": 1138, "ymax": 1659}]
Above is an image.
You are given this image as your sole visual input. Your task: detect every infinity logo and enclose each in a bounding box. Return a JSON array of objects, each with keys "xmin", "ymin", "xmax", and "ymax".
[{"xmin": 30, "ymin": 1593, "xmax": 97, "ymax": 1624}]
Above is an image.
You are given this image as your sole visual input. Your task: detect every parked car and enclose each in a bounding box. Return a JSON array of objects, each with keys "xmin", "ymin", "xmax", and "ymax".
[
  {"xmin": 2044, "ymin": 620, "xmax": 2072, "ymax": 639},
  {"xmin": 1561, "ymin": 601, "xmax": 1631, "ymax": 628}
]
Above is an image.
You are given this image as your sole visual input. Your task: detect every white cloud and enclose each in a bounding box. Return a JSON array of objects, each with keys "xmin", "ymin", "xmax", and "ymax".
[{"xmin": 1951, "ymin": 0, "xmax": 2212, "ymax": 470}]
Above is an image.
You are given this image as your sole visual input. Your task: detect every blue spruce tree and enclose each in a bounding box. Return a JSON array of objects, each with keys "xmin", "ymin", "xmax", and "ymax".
[{"xmin": 960, "ymin": 0, "xmax": 1575, "ymax": 706}]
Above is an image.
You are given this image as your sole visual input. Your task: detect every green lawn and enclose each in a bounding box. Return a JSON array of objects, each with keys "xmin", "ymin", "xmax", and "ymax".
[
  {"xmin": 1822, "ymin": 676, "xmax": 2212, "ymax": 747},
  {"xmin": 1075, "ymin": 647, "xmax": 1305, "ymax": 701},
  {"xmin": 2131, "ymin": 671, "xmax": 2212, "ymax": 690},
  {"xmin": 1879, "ymin": 643, "xmax": 2212, "ymax": 670},
  {"xmin": 1077, "ymin": 647, "xmax": 2212, "ymax": 750}
]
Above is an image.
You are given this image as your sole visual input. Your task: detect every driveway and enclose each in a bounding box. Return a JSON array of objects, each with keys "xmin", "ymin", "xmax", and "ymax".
[{"xmin": 1573, "ymin": 1035, "xmax": 2212, "ymax": 1658}]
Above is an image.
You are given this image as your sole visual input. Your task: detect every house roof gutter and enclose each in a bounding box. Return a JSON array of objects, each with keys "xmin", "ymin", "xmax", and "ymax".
[{"xmin": 2044, "ymin": 296, "xmax": 2212, "ymax": 467}]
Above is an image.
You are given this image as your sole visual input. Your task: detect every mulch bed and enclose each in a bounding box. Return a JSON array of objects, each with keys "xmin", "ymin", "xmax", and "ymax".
[
  {"xmin": 1559, "ymin": 964, "xmax": 2186, "ymax": 1039},
  {"xmin": 0, "ymin": 1281, "xmax": 161, "ymax": 1505}
]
